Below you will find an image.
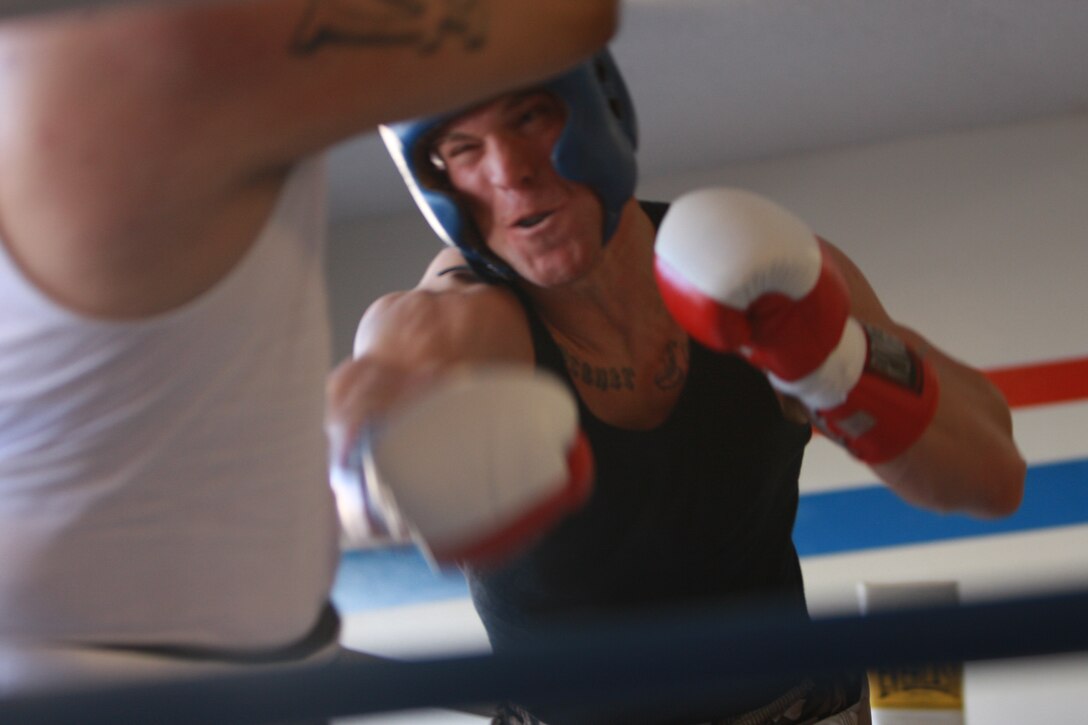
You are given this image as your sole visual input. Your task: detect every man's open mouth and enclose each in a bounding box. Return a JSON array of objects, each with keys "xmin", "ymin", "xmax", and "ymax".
[{"xmin": 514, "ymin": 212, "xmax": 552, "ymax": 229}]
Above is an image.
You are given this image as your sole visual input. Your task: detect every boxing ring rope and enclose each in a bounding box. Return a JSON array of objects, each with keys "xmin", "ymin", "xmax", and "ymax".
[{"xmin": 2, "ymin": 586, "xmax": 1087, "ymax": 724}]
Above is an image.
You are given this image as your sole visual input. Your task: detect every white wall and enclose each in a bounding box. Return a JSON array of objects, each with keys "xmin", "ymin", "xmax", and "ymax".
[{"xmin": 326, "ymin": 112, "xmax": 1088, "ymax": 724}]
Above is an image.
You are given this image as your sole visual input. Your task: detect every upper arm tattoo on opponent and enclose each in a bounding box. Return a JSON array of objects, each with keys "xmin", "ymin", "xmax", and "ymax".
[{"xmin": 292, "ymin": 0, "xmax": 488, "ymax": 54}]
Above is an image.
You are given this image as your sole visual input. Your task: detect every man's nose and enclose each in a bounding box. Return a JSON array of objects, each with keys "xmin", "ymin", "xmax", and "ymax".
[{"xmin": 483, "ymin": 134, "xmax": 541, "ymax": 189}]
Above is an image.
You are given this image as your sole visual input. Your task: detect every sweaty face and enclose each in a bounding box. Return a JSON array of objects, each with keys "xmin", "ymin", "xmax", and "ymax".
[{"xmin": 429, "ymin": 91, "xmax": 605, "ymax": 287}]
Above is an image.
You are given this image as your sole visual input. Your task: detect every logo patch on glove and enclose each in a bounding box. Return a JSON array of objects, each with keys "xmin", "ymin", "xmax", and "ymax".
[{"xmin": 864, "ymin": 324, "xmax": 925, "ymax": 394}]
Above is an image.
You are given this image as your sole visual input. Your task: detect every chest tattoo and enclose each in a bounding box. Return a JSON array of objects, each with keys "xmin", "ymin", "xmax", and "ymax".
[
  {"xmin": 561, "ymin": 349, "xmax": 636, "ymax": 392},
  {"xmin": 653, "ymin": 340, "xmax": 688, "ymax": 391}
]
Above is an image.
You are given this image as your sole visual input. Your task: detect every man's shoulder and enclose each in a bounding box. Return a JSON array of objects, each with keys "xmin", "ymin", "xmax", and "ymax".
[
  {"xmin": 357, "ymin": 269, "xmax": 531, "ymax": 366},
  {"xmin": 366, "ymin": 260, "xmax": 523, "ymax": 333}
]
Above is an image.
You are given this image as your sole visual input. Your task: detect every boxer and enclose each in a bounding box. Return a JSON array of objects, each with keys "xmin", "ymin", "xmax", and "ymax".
[{"xmin": 333, "ymin": 48, "xmax": 1025, "ymax": 724}]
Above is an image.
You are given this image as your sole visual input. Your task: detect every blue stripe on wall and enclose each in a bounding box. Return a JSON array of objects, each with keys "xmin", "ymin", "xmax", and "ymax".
[
  {"xmin": 793, "ymin": 457, "xmax": 1088, "ymax": 557},
  {"xmin": 333, "ymin": 457, "xmax": 1088, "ymax": 613}
]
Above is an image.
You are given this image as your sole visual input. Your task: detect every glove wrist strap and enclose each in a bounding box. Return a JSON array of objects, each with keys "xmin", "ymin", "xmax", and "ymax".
[{"xmin": 813, "ymin": 324, "xmax": 940, "ymax": 463}]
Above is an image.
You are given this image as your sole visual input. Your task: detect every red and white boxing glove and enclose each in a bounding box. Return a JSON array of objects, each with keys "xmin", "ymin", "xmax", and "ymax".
[
  {"xmin": 335, "ymin": 366, "xmax": 593, "ymax": 568},
  {"xmin": 653, "ymin": 187, "xmax": 938, "ymax": 464}
]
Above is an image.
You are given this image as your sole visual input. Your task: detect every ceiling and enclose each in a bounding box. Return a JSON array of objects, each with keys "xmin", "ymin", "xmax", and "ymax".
[{"xmin": 329, "ymin": 0, "xmax": 1088, "ymax": 225}]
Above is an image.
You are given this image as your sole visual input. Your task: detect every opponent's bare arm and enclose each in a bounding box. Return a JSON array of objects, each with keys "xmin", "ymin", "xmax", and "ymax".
[
  {"xmin": 326, "ymin": 247, "xmax": 534, "ymax": 466},
  {"xmin": 0, "ymin": 1, "xmax": 617, "ymax": 316},
  {"xmin": 823, "ymin": 241, "xmax": 1026, "ymax": 518},
  {"xmin": 158, "ymin": 0, "xmax": 619, "ymax": 166}
]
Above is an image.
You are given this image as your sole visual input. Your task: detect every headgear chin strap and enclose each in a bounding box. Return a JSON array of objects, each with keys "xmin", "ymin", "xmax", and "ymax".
[{"xmin": 380, "ymin": 49, "xmax": 638, "ymax": 282}]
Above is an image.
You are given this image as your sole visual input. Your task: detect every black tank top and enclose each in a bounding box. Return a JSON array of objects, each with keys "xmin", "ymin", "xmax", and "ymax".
[{"xmin": 466, "ymin": 202, "xmax": 814, "ymax": 656}]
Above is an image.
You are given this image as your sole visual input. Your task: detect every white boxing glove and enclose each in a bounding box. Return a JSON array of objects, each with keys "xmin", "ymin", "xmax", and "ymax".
[
  {"xmin": 336, "ymin": 366, "xmax": 593, "ymax": 569},
  {"xmin": 654, "ymin": 187, "xmax": 938, "ymax": 463}
]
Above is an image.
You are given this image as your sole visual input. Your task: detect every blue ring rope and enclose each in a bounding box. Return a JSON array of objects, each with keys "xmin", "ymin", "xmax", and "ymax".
[{"xmin": 2, "ymin": 586, "xmax": 1087, "ymax": 724}]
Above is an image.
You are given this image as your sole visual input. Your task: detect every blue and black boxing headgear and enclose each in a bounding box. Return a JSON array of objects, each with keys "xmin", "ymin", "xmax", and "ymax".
[{"xmin": 379, "ymin": 49, "xmax": 638, "ymax": 282}]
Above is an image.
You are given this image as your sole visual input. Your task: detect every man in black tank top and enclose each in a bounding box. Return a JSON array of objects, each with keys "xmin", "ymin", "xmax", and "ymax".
[{"xmin": 337, "ymin": 51, "xmax": 1025, "ymax": 724}]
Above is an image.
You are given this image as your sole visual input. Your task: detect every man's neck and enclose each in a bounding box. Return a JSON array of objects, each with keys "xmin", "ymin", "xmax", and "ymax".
[
  {"xmin": 522, "ymin": 199, "xmax": 681, "ymax": 361},
  {"xmin": 521, "ymin": 198, "xmax": 694, "ymax": 431}
]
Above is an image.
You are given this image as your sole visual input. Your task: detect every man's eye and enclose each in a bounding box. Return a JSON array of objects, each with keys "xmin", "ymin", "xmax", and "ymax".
[
  {"xmin": 434, "ymin": 143, "xmax": 477, "ymax": 168},
  {"xmin": 518, "ymin": 105, "xmax": 551, "ymax": 126}
]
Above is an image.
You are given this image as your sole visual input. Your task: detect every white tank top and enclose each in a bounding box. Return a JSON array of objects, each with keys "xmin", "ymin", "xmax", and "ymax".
[{"xmin": 0, "ymin": 158, "xmax": 340, "ymax": 651}]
